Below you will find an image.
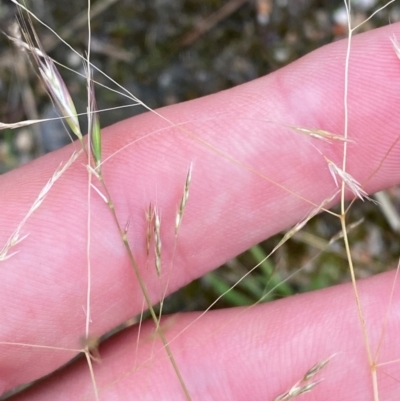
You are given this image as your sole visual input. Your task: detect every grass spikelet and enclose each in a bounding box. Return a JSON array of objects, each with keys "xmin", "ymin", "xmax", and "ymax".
[
  {"xmin": 154, "ymin": 206, "xmax": 162, "ymax": 276},
  {"xmin": 175, "ymin": 162, "xmax": 193, "ymax": 235},
  {"xmin": 324, "ymin": 156, "xmax": 369, "ymax": 201},
  {"xmin": 145, "ymin": 203, "xmax": 154, "ymax": 256},
  {"xmin": 289, "ymin": 126, "xmax": 353, "ymax": 143},
  {"xmin": 0, "ymin": 151, "xmax": 79, "ymax": 262},
  {"xmin": 13, "ymin": 16, "xmax": 84, "ymax": 146},
  {"xmin": 88, "ymin": 71, "xmax": 102, "ymax": 168},
  {"xmin": 274, "ymin": 381, "xmax": 320, "ymax": 401},
  {"xmin": 303, "ymin": 356, "xmax": 334, "ymax": 381},
  {"xmin": 37, "ymin": 54, "xmax": 83, "ymax": 144},
  {"xmin": 274, "ymin": 356, "xmax": 333, "ymax": 401},
  {"xmin": 328, "ymin": 218, "xmax": 364, "ymax": 244}
]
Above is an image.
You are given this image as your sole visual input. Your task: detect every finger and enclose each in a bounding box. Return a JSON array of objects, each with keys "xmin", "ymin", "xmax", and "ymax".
[
  {"xmin": 10, "ymin": 271, "xmax": 400, "ymax": 401},
  {"xmin": 1, "ymin": 23, "xmax": 400, "ymax": 394}
]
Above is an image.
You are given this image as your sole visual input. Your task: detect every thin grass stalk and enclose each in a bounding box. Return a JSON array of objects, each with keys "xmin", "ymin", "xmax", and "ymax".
[
  {"xmin": 153, "ymin": 207, "xmax": 162, "ymax": 277},
  {"xmin": 374, "ymin": 260, "xmax": 400, "ymax": 363},
  {"xmin": 158, "ymin": 163, "xmax": 194, "ymax": 323},
  {"xmin": 103, "ymin": 179, "xmax": 192, "ymax": 399},
  {"xmin": 84, "ymin": 349, "xmax": 100, "ymax": 401},
  {"xmin": 84, "ymin": 7, "xmax": 98, "ymax": 400},
  {"xmin": 340, "ymin": 214, "xmax": 373, "ymax": 363},
  {"xmin": 342, "ymin": 1, "xmax": 378, "ymax": 399}
]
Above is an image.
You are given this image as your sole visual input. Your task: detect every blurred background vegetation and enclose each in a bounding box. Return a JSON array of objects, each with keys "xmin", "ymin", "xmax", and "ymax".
[{"xmin": 0, "ymin": 0, "xmax": 399, "ymax": 313}]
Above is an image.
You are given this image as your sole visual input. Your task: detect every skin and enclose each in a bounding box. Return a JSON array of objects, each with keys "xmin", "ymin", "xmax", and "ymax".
[{"xmin": 1, "ymin": 23, "xmax": 400, "ymax": 401}]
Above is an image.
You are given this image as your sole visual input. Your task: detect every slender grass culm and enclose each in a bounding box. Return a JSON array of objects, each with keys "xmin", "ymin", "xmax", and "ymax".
[{"xmin": 1, "ymin": 1, "xmax": 400, "ymax": 400}]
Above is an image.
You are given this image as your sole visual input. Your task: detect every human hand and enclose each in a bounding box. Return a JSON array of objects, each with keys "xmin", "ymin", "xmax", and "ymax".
[{"xmin": 1, "ymin": 23, "xmax": 400, "ymax": 401}]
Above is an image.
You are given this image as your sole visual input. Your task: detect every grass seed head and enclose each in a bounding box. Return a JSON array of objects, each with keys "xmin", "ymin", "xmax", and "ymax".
[
  {"xmin": 88, "ymin": 75, "xmax": 102, "ymax": 167},
  {"xmin": 154, "ymin": 207, "xmax": 162, "ymax": 276},
  {"xmin": 325, "ymin": 156, "xmax": 368, "ymax": 201},
  {"xmin": 145, "ymin": 203, "xmax": 154, "ymax": 256},
  {"xmin": 38, "ymin": 55, "xmax": 83, "ymax": 143},
  {"xmin": 303, "ymin": 356, "xmax": 333, "ymax": 381},
  {"xmin": 175, "ymin": 163, "xmax": 193, "ymax": 234},
  {"xmin": 0, "ymin": 151, "xmax": 79, "ymax": 262},
  {"xmin": 273, "ymin": 356, "xmax": 332, "ymax": 401},
  {"xmin": 13, "ymin": 18, "xmax": 83, "ymax": 144},
  {"xmin": 289, "ymin": 126, "xmax": 353, "ymax": 143}
]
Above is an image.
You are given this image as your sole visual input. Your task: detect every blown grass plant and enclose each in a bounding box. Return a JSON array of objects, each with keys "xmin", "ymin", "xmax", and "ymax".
[{"xmin": 1, "ymin": 0, "xmax": 400, "ymax": 400}]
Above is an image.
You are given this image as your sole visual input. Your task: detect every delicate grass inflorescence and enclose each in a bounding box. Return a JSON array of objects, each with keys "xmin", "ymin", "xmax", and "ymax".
[{"xmin": 1, "ymin": 1, "xmax": 400, "ymax": 400}]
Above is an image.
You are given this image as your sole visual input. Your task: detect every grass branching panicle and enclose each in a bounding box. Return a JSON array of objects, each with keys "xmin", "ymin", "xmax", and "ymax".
[{"xmin": 1, "ymin": 1, "xmax": 400, "ymax": 400}]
